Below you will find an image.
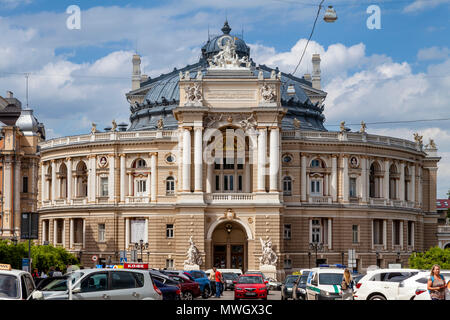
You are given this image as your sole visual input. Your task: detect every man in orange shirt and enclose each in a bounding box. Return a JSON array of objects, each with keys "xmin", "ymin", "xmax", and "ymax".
[{"xmin": 213, "ymin": 267, "xmax": 223, "ymax": 298}]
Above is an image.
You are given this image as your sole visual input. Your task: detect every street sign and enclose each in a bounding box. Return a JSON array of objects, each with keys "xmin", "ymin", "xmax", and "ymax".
[
  {"xmin": 22, "ymin": 258, "xmax": 30, "ymax": 272},
  {"xmin": 348, "ymin": 249, "xmax": 356, "ymax": 268},
  {"xmin": 91, "ymin": 255, "xmax": 98, "ymax": 262},
  {"xmin": 124, "ymin": 263, "xmax": 149, "ymax": 269},
  {"xmin": 119, "ymin": 250, "xmax": 127, "ymax": 260},
  {"xmin": 120, "ymin": 257, "xmax": 127, "ymax": 263},
  {"xmin": 130, "ymin": 250, "xmax": 137, "ymax": 262},
  {"xmin": 20, "ymin": 212, "xmax": 39, "ymax": 239}
]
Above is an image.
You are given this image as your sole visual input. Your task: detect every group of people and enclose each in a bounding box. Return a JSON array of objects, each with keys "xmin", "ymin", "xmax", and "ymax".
[
  {"xmin": 30, "ymin": 265, "xmax": 83, "ymax": 280},
  {"xmin": 211, "ymin": 267, "xmax": 225, "ymax": 298},
  {"xmin": 340, "ymin": 264, "xmax": 450, "ymax": 300}
]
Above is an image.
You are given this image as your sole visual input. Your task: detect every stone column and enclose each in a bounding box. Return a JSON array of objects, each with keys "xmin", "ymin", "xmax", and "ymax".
[
  {"xmin": 41, "ymin": 162, "xmax": 46, "ymax": 201},
  {"xmin": 384, "ymin": 159, "xmax": 390, "ymax": 199},
  {"xmin": 323, "ymin": 174, "xmax": 328, "ymax": 196},
  {"xmin": 269, "ymin": 127, "xmax": 280, "ymax": 192},
  {"xmin": 120, "ymin": 154, "xmax": 126, "ymax": 202},
  {"xmin": 88, "ymin": 155, "xmax": 96, "ymax": 202},
  {"xmin": 194, "ymin": 127, "xmax": 203, "ymax": 192},
  {"xmin": 301, "ymin": 154, "xmax": 307, "ymax": 201},
  {"xmin": 410, "ymin": 164, "xmax": 415, "ymax": 203},
  {"xmin": 399, "ymin": 162, "xmax": 405, "ymax": 201},
  {"xmin": 66, "ymin": 158, "xmax": 72, "ymax": 202},
  {"xmin": 361, "ymin": 157, "xmax": 368, "ymax": 203},
  {"xmin": 70, "ymin": 219, "xmax": 74, "ymax": 249},
  {"xmin": 82, "ymin": 219, "xmax": 85, "ymax": 249},
  {"xmin": 206, "ymin": 163, "xmax": 213, "ymax": 194},
  {"xmin": 109, "ymin": 155, "xmax": 115, "ymax": 202},
  {"xmin": 244, "ymin": 162, "xmax": 251, "ymax": 193},
  {"xmin": 182, "ymin": 127, "xmax": 192, "ymax": 192},
  {"xmin": 400, "ymin": 221, "xmax": 404, "ymax": 250},
  {"xmin": 146, "ymin": 172, "xmax": 151, "ymax": 202},
  {"xmin": 125, "ymin": 218, "xmax": 129, "ymax": 249},
  {"xmin": 257, "ymin": 127, "xmax": 267, "ymax": 192},
  {"xmin": 383, "ymin": 220, "xmax": 387, "ymax": 250},
  {"xmin": 51, "ymin": 160, "xmax": 56, "ymax": 202},
  {"xmin": 342, "ymin": 155, "xmax": 349, "ymax": 202},
  {"xmin": 150, "ymin": 152, "xmax": 157, "ymax": 202},
  {"xmin": 331, "ymin": 156, "xmax": 337, "ymax": 202}
]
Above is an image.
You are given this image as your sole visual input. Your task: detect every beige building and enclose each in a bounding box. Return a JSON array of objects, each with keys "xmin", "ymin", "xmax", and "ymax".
[{"xmin": 37, "ymin": 23, "xmax": 441, "ymax": 274}]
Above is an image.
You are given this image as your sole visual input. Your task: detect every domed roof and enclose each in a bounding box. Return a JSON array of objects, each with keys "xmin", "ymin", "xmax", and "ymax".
[
  {"xmin": 16, "ymin": 109, "xmax": 39, "ymax": 136},
  {"xmin": 201, "ymin": 21, "xmax": 250, "ymax": 60}
]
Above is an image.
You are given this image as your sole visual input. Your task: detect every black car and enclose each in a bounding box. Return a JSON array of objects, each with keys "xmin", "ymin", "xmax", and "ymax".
[
  {"xmin": 222, "ymin": 272, "xmax": 239, "ymax": 291},
  {"xmin": 292, "ymin": 274, "xmax": 309, "ymax": 300},
  {"xmin": 281, "ymin": 275, "xmax": 299, "ymax": 300}
]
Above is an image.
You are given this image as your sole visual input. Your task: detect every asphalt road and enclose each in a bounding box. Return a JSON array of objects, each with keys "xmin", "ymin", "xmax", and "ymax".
[{"xmin": 202, "ymin": 288, "xmax": 282, "ymax": 301}]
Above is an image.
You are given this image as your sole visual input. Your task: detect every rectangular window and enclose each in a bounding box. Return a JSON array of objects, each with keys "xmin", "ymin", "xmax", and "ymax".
[
  {"xmin": 136, "ymin": 180, "xmax": 146, "ymax": 195},
  {"xmin": 284, "ymin": 224, "xmax": 291, "ymax": 240},
  {"xmin": 215, "ymin": 175, "xmax": 220, "ymax": 191},
  {"xmin": 166, "ymin": 224, "xmax": 174, "ymax": 238},
  {"xmin": 352, "ymin": 225, "xmax": 359, "ymax": 244},
  {"xmin": 238, "ymin": 175, "xmax": 243, "ymax": 191},
  {"xmin": 373, "ymin": 219, "xmax": 384, "ymax": 245},
  {"xmin": 407, "ymin": 221, "xmax": 414, "ymax": 246},
  {"xmin": 130, "ymin": 219, "xmax": 146, "ymax": 244},
  {"xmin": 166, "ymin": 178, "xmax": 175, "ymax": 195},
  {"xmin": 166, "ymin": 259, "xmax": 174, "ymax": 269},
  {"xmin": 224, "ymin": 175, "xmax": 234, "ymax": 191},
  {"xmin": 22, "ymin": 176, "xmax": 28, "ymax": 193},
  {"xmin": 311, "ymin": 180, "xmax": 321, "ymax": 195},
  {"xmin": 349, "ymin": 178, "xmax": 357, "ymax": 197},
  {"xmin": 311, "ymin": 219, "xmax": 321, "ymax": 243},
  {"xmin": 98, "ymin": 224, "xmax": 106, "ymax": 242},
  {"xmin": 284, "ymin": 258, "xmax": 292, "ymax": 269},
  {"xmin": 100, "ymin": 177, "xmax": 108, "ymax": 196},
  {"xmin": 393, "ymin": 220, "xmax": 401, "ymax": 246},
  {"xmin": 74, "ymin": 219, "xmax": 83, "ymax": 243}
]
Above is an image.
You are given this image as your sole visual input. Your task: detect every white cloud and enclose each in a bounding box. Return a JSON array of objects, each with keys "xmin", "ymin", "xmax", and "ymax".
[
  {"xmin": 0, "ymin": 0, "xmax": 32, "ymax": 9},
  {"xmin": 417, "ymin": 46, "xmax": 450, "ymax": 61},
  {"xmin": 403, "ymin": 0, "xmax": 450, "ymax": 13}
]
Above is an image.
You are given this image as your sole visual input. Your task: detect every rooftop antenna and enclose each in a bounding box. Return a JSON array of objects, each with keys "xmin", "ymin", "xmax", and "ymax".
[
  {"xmin": 208, "ymin": 23, "xmax": 210, "ymax": 40},
  {"xmin": 25, "ymin": 73, "xmax": 30, "ymax": 110}
]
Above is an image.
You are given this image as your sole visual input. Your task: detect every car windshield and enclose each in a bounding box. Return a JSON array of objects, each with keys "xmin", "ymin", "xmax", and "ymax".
[
  {"xmin": 299, "ymin": 275, "xmax": 308, "ymax": 284},
  {"xmin": 319, "ymin": 273, "xmax": 343, "ymax": 285},
  {"xmin": 285, "ymin": 276, "xmax": 299, "ymax": 284},
  {"xmin": 238, "ymin": 276, "xmax": 263, "ymax": 284},
  {"xmin": 222, "ymin": 273, "xmax": 238, "ymax": 280},
  {"xmin": 188, "ymin": 271, "xmax": 204, "ymax": 279},
  {"xmin": 0, "ymin": 275, "xmax": 19, "ymax": 299},
  {"xmin": 42, "ymin": 271, "xmax": 85, "ymax": 291}
]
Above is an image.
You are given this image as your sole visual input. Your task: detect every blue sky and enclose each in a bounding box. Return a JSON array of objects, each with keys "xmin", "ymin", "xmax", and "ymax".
[{"xmin": 0, "ymin": 0, "xmax": 449, "ymax": 196}]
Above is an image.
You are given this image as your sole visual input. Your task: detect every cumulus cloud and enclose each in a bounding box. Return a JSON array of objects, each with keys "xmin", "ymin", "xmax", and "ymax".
[
  {"xmin": 417, "ymin": 46, "xmax": 450, "ymax": 61},
  {"xmin": 403, "ymin": 0, "xmax": 450, "ymax": 13}
]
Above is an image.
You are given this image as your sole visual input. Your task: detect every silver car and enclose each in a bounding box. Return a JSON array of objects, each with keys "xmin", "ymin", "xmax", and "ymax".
[{"xmin": 32, "ymin": 268, "xmax": 162, "ymax": 300}]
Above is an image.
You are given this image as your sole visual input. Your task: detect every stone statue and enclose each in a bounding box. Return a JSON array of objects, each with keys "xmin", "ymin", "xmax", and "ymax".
[
  {"xmin": 196, "ymin": 70, "xmax": 203, "ymax": 80},
  {"xmin": 258, "ymin": 70, "xmax": 264, "ymax": 80},
  {"xmin": 413, "ymin": 133, "xmax": 423, "ymax": 145},
  {"xmin": 239, "ymin": 114, "xmax": 257, "ymax": 131},
  {"xmin": 260, "ymin": 84, "xmax": 277, "ymax": 103},
  {"xmin": 270, "ymin": 70, "xmax": 276, "ymax": 80},
  {"xmin": 184, "ymin": 83, "xmax": 203, "ymax": 105},
  {"xmin": 184, "ymin": 71, "xmax": 190, "ymax": 80},
  {"xmin": 91, "ymin": 123, "xmax": 97, "ymax": 134},
  {"xmin": 111, "ymin": 120, "xmax": 117, "ymax": 132},
  {"xmin": 360, "ymin": 121, "xmax": 366, "ymax": 133},
  {"xmin": 426, "ymin": 138, "xmax": 436, "ymax": 149},
  {"xmin": 179, "ymin": 71, "xmax": 184, "ymax": 80},
  {"xmin": 208, "ymin": 35, "xmax": 250, "ymax": 70},
  {"xmin": 340, "ymin": 121, "xmax": 346, "ymax": 133},
  {"xmin": 259, "ymin": 237, "xmax": 277, "ymax": 266},
  {"xmin": 293, "ymin": 118, "xmax": 301, "ymax": 129},
  {"xmin": 157, "ymin": 118, "xmax": 164, "ymax": 130},
  {"xmin": 184, "ymin": 236, "xmax": 203, "ymax": 267}
]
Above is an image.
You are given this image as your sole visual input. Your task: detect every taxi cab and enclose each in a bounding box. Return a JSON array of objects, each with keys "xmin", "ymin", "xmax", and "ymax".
[
  {"xmin": 0, "ymin": 264, "xmax": 35, "ymax": 300},
  {"xmin": 305, "ymin": 267, "xmax": 345, "ymax": 300}
]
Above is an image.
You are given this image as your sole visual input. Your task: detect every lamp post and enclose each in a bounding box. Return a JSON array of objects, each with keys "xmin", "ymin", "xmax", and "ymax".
[
  {"xmin": 309, "ymin": 242, "xmax": 323, "ymax": 267},
  {"xmin": 375, "ymin": 251, "xmax": 380, "ymax": 267},
  {"xmin": 308, "ymin": 252, "xmax": 311, "ymax": 269},
  {"xmin": 135, "ymin": 239, "xmax": 148, "ymax": 263}
]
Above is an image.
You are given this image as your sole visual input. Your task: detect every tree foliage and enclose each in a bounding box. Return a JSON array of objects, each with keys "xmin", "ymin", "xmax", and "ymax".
[
  {"xmin": 0, "ymin": 240, "xmax": 78, "ymax": 273},
  {"xmin": 408, "ymin": 246, "xmax": 450, "ymax": 270}
]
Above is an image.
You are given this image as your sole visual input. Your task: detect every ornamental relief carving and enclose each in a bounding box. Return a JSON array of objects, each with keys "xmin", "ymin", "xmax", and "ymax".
[
  {"xmin": 204, "ymin": 113, "xmax": 257, "ymax": 131},
  {"xmin": 259, "ymin": 83, "xmax": 277, "ymax": 104},
  {"xmin": 184, "ymin": 82, "xmax": 203, "ymax": 106}
]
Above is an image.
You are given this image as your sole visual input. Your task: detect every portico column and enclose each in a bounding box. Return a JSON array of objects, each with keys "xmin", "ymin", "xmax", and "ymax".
[
  {"xmin": 150, "ymin": 152, "xmax": 157, "ymax": 202},
  {"xmin": 41, "ymin": 162, "xmax": 46, "ymax": 201},
  {"xmin": 384, "ymin": 159, "xmax": 390, "ymax": 199},
  {"xmin": 342, "ymin": 155, "xmax": 349, "ymax": 202},
  {"xmin": 331, "ymin": 156, "xmax": 337, "ymax": 202},
  {"xmin": 147, "ymin": 172, "xmax": 151, "ymax": 203},
  {"xmin": 120, "ymin": 154, "xmax": 126, "ymax": 202},
  {"xmin": 269, "ymin": 127, "xmax": 280, "ymax": 192},
  {"xmin": 361, "ymin": 157, "xmax": 368, "ymax": 203},
  {"xmin": 399, "ymin": 162, "xmax": 405, "ymax": 201},
  {"xmin": 323, "ymin": 174, "xmax": 328, "ymax": 196},
  {"xmin": 109, "ymin": 155, "xmax": 115, "ymax": 202},
  {"xmin": 53, "ymin": 219, "xmax": 57, "ymax": 245},
  {"xmin": 88, "ymin": 155, "xmax": 96, "ymax": 202},
  {"xmin": 301, "ymin": 154, "xmax": 307, "ymax": 201},
  {"xmin": 194, "ymin": 127, "xmax": 203, "ymax": 192},
  {"xmin": 128, "ymin": 173, "xmax": 133, "ymax": 197},
  {"xmin": 400, "ymin": 221, "xmax": 404, "ymax": 250},
  {"xmin": 66, "ymin": 158, "xmax": 72, "ymax": 202},
  {"xmin": 182, "ymin": 127, "xmax": 192, "ymax": 192},
  {"xmin": 206, "ymin": 163, "xmax": 213, "ymax": 194},
  {"xmin": 70, "ymin": 219, "xmax": 74, "ymax": 249},
  {"xmin": 51, "ymin": 160, "xmax": 56, "ymax": 202},
  {"xmin": 257, "ymin": 127, "xmax": 267, "ymax": 192},
  {"xmin": 244, "ymin": 162, "xmax": 251, "ymax": 193}
]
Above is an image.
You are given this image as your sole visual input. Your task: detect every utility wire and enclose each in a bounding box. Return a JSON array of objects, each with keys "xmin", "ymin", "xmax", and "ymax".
[{"xmin": 273, "ymin": 0, "xmax": 440, "ymax": 7}]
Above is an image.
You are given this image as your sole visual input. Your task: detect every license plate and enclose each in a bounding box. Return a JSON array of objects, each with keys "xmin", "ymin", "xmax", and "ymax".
[{"xmin": 245, "ymin": 292, "xmax": 256, "ymax": 296}]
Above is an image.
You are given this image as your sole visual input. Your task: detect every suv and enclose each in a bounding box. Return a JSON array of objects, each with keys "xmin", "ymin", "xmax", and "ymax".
[
  {"xmin": 354, "ymin": 268, "xmax": 420, "ymax": 300},
  {"xmin": 33, "ymin": 268, "xmax": 162, "ymax": 300},
  {"xmin": 411, "ymin": 270, "xmax": 450, "ymax": 300},
  {"xmin": 183, "ymin": 270, "xmax": 212, "ymax": 298}
]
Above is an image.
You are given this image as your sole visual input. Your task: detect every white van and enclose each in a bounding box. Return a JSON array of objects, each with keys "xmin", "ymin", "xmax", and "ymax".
[{"xmin": 305, "ymin": 268, "xmax": 344, "ymax": 300}]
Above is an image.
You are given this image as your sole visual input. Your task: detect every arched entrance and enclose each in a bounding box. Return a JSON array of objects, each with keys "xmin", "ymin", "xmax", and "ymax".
[{"xmin": 211, "ymin": 221, "xmax": 248, "ymax": 271}]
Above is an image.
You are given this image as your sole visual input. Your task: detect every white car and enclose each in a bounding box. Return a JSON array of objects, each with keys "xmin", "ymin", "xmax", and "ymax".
[
  {"xmin": 0, "ymin": 264, "xmax": 35, "ymax": 300},
  {"xmin": 305, "ymin": 268, "xmax": 345, "ymax": 300},
  {"xmin": 412, "ymin": 271, "xmax": 450, "ymax": 300},
  {"xmin": 354, "ymin": 268, "xmax": 420, "ymax": 300}
]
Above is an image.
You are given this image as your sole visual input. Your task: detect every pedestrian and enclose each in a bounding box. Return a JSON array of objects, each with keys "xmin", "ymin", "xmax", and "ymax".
[
  {"xmin": 209, "ymin": 270, "xmax": 216, "ymax": 295},
  {"xmin": 213, "ymin": 267, "xmax": 223, "ymax": 298},
  {"xmin": 48, "ymin": 266, "xmax": 55, "ymax": 277},
  {"xmin": 427, "ymin": 264, "xmax": 446, "ymax": 300},
  {"xmin": 31, "ymin": 268, "xmax": 39, "ymax": 279},
  {"xmin": 53, "ymin": 267, "xmax": 63, "ymax": 277},
  {"xmin": 340, "ymin": 268, "xmax": 354, "ymax": 300},
  {"xmin": 446, "ymin": 279, "xmax": 450, "ymax": 300},
  {"xmin": 40, "ymin": 269, "xmax": 48, "ymax": 279}
]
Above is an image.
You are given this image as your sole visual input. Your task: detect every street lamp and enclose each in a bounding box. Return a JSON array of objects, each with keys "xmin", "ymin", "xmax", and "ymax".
[
  {"xmin": 11, "ymin": 235, "xmax": 18, "ymax": 245},
  {"xmin": 135, "ymin": 239, "xmax": 149, "ymax": 263},
  {"xmin": 309, "ymin": 242, "xmax": 323, "ymax": 267},
  {"xmin": 375, "ymin": 251, "xmax": 380, "ymax": 267}
]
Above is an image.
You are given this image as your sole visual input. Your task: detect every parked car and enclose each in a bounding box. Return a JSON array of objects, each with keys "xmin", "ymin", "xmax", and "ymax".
[
  {"xmin": 354, "ymin": 268, "xmax": 420, "ymax": 300},
  {"xmin": 0, "ymin": 264, "xmax": 35, "ymax": 300},
  {"xmin": 234, "ymin": 274, "xmax": 268, "ymax": 300},
  {"xmin": 411, "ymin": 270, "xmax": 450, "ymax": 300},
  {"xmin": 281, "ymin": 275, "xmax": 299, "ymax": 300},
  {"xmin": 32, "ymin": 268, "xmax": 162, "ymax": 300},
  {"xmin": 34, "ymin": 276, "xmax": 66, "ymax": 291},
  {"xmin": 166, "ymin": 274, "xmax": 201, "ymax": 300},
  {"xmin": 183, "ymin": 270, "xmax": 212, "ymax": 298},
  {"xmin": 305, "ymin": 268, "xmax": 344, "ymax": 300},
  {"xmin": 152, "ymin": 278, "xmax": 181, "ymax": 300},
  {"xmin": 292, "ymin": 271, "xmax": 311, "ymax": 300},
  {"xmin": 222, "ymin": 272, "xmax": 239, "ymax": 291},
  {"xmin": 266, "ymin": 278, "xmax": 282, "ymax": 291},
  {"xmin": 245, "ymin": 271, "xmax": 270, "ymax": 293}
]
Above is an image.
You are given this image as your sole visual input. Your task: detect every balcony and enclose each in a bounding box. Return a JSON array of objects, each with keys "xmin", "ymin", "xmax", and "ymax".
[
  {"xmin": 125, "ymin": 196, "xmax": 150, "ymax": 204},
  {"xmin": 308, "ymin": 196, "xmax": 332, "ymax": 204},
  {"xmin": 205, "ymin": 193, "xmax": 254, "ymax": 204},
  {"xmin": 437, "ymin": 225, "xmax": 450, "ymax": 234}
]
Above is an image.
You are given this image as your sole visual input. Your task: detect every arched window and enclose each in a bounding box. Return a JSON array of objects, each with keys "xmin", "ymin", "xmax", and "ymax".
[
  {"xmin": 283, "ymin": 176, "xmax": 292, "ymax": 196},
  {"xmin": 404, "ymin": 166, "xmax": 410, "ymax": 201},
  {"xmin": 166, "ymin": 176, "xmax": 175, "ymax": 195},
  {"xmin": 369, "ymin": 162, "xmax": 381, "ymax": 198},
  {"xmin": 310, "ymin": 159, "xmax": 323, "ymax": 168},
  {"xmin": 76, "ymin": 161, "xmax": 88, "ymax": 197},
  {"xmin": 389, "ymin": 164, "xmax": 398, "ymax": 199},
  {"xmin": 133, "ymin": 159, "xmax": 146, "ymax": 168},
  {"xmin": 58, "ymin": 163, "xmax": 68, "ymax": 199}
]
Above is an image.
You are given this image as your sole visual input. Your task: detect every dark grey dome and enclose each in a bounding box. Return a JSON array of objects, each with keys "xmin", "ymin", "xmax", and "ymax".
[{"xmin": 128, "ymin": 22, "xmax": 326, "ymax": 132}]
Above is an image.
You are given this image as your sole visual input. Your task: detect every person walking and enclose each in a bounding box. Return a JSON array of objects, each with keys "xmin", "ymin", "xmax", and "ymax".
[
  {"xmin": 48, "ymin": 266, "xmax": 55, "ymax": 277},
  {"xmin": 427, "ymin": 264, "xmax": 446, "ymax": 300},
  {"xmin": 53, "ymin": 267, "xmax": 63, "ymax": 277},
  {"xmin": 213, "ymin": 267, "xmax": 223, "ymax": 298},
  {"xmin": 340, "ymin": 268, "xmax": 354, "ymax": 300},
  {"xmin": 40, "ymin": 269, "xmax": 48, "ymax": 279}
]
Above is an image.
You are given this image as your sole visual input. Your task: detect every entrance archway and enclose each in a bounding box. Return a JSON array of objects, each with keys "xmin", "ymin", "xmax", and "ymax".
[{"xmin": 211, "ymin": 221, "xmax": 247, "ymax": 271}]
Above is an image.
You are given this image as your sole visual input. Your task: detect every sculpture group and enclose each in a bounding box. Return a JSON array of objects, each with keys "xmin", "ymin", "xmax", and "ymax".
[
  {"xmin": 184, "ymin": 236, "xmax": 203, "ymax": 267},
  {"xmin": 208, "ymin": 35, "xmax": 251, "ymax": 70},
  {"xmin": 259, "ymin": 237, "xmax": 278, "ymax": 266}
]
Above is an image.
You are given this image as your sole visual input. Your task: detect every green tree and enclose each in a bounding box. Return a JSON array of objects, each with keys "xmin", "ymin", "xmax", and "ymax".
[
  {"xmin": 0, "ymin": 240, "xmax": 78, "ymax": 273},
  {"xmin": 408, "ymin": 246, "xmax": 450, "ymax": 270}
]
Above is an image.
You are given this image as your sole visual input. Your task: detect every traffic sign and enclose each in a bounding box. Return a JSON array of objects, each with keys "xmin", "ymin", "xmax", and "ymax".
[
  {"xmin": 91, "ymin": 255, "xmax": 98, "ymax": 262},
  {"xmin": 120, "ymin": 257, "xmax": 127, "ymax": 263}
]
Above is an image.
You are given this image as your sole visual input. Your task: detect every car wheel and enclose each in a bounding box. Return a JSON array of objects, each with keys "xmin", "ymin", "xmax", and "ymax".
[
  {"xmin": 235, "ymin": 297, "xmax": 240, "ymax": 301},
  {"xmin": 183, "ymin": 291, "xmax": 193, "ymax": 300},
  {"xmin": 369, "ymin": 294, "xmax": 386, "ymax": 301},
  {"xmin": 262, "ymin": 297, "xmax": 267, "ymax": 301},
  {"xmin": 202, "ymin": 287, "xmax": 210, "ymax": 299},
  {"xmin": 281, "ymin": 295, "xmax": 285, "ymax": 300}
]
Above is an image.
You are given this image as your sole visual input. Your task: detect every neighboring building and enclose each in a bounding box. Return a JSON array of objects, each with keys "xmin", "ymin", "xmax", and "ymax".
[
  {"xmin": 436, "ymin": 199, "xmax": 450, "ymax": 249},
  {"xmin": 0, "ymin": 91, "xmax": 45, "ymax": 240},
  {"xmin": 37, "ymin": 22, "xmax": 441, "ymax": 273}
]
